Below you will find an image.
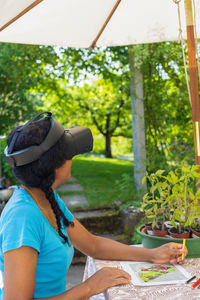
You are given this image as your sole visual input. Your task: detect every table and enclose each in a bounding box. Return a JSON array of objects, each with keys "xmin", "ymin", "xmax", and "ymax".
[{"xmin": 83, "ymin": 255, "xmax": 200, "ymax": 300}]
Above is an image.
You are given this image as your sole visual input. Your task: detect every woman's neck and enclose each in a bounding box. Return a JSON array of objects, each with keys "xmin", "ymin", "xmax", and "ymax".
[
  {"xmin": 21, "ymin": 185, "xmax": 58, "ymax": 230},
  {"xmin": 22, "ymin": 186, "xmax": 51, "ymax": 209}
]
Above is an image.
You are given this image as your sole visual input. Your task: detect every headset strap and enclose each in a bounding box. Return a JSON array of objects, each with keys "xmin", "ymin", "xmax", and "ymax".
[{"xmin": 7, "ymin": 112, "xmax": 51, "ymax": 154}]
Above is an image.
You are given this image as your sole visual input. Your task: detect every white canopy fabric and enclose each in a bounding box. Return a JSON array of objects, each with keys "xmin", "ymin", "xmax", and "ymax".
[{"xmin": 0, "ymin": 0, "xmax": 200, "ymax": 48}]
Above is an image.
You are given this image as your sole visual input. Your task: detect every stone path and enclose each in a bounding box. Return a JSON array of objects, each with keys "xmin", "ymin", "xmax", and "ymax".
[
  {"xmin": 57, "ymin": 176, "xmax": 89, "ymax": 208},
  {"xmin": 57, "ymin": 183, "xmax": 83, "ymax": 192},
  {"xmin": 62, "ymin": 195, "xmax": 88, "ymax": 208}
]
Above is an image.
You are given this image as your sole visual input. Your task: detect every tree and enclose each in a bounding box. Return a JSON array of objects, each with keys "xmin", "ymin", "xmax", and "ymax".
[
  {"xmin": 44, "ymin": 77, "xmax": 132, "ymax": 158},
  {"xmin": 0, "ymin": 43, "xmax": 60, "ymax": 135},
  {"xmin": 76, "ymin": 78, "xmax": 132, "ymax": 158}
]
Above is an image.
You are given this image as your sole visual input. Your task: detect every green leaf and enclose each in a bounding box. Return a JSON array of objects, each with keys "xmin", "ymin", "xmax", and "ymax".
[
  {"xmin": 171, "ymin": 219, "xmax": 177, "ymax": 228},
  {"xmin": 155, "ymin": 170, "xmax": 165, "ymax": 176},
  {"xmin": 142, "ymin": 177, "xmax": 146, "ymax": 185},
  {"xmin": 182, "ymin": 166, "xmax": 190, "ymax": 173}
]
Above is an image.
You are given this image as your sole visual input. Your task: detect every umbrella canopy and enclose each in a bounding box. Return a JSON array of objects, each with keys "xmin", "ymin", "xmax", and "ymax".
[{"xmin": 0, "ymin": 0, "xmax": 200, "ymax": 48}]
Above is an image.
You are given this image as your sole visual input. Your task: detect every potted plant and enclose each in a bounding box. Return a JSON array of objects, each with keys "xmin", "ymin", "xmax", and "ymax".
[
  {"xmin": 166, "ymin": 164, "xmax": 199, "ymax": 238},
  {"xmin": 138, "ymin": 163, "xmax": 200, "ymax": 258},
  {"xmin": 141, "ymin": 170, "xmax": 170, "ymax": 237}
]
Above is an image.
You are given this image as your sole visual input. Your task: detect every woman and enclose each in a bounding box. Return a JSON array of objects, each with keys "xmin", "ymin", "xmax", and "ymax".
[{"xmin": 0, "ymin": 112, "xmax": 187, "ymax": 300}]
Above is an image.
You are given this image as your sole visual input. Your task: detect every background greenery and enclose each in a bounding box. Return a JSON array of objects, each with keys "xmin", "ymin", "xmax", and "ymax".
[{"xmin": 0, "ymin": 41, "xmax": 196, "ymax": 207}]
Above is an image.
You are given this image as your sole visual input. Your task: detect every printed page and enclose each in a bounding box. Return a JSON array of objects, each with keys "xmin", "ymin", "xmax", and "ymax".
[{"xmin": 120, "ymin": 262, "xmax": 191, "ymax": 286}]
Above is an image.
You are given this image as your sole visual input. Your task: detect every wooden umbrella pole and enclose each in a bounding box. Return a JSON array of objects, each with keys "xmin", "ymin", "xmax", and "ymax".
[
  {"xmin": 0, "ymin": 0, "xmax": 44, "ymax": 32},
  {"xmin": 184, "ymin": 0, "xmax": 200, "ymax": 165}
]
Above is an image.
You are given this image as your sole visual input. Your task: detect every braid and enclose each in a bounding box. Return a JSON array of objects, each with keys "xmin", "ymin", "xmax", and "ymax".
[{"xmin": 39, "ymin": 175, "xmax": 73, "ymax": 244}]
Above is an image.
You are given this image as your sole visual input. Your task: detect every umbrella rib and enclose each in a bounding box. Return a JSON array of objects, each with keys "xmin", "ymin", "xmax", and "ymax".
[
  {"xmin": 90, "ymin": 0, "xmax": 122, "ymax": 49},
  {"xmin": 0, "ymin": 0, "xmax": 44, "ymax": 32}
]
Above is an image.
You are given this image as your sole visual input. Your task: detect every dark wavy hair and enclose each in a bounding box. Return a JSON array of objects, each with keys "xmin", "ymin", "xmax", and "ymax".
[{"xmin": 7, "ymin": 117, "xmax": 74, "ymax": 244}]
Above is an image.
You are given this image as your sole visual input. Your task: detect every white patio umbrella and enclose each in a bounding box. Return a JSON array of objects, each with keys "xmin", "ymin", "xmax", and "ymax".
[
  {"xmin": 0, "ymin": 0, "xmax": 200, "ymax": 48},
  {"xmin": 0, "ymin": 0, "xmax": 200, "ymax": 181}
]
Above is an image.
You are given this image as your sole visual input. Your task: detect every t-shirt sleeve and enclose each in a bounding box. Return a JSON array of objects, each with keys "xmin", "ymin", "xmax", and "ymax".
[
  {"xmin": 54, "ymin": 191, "xmax": 74, "ymax": 223},
  {"xmin": 1, "ymin": 205, "xmax": 44, "ymax": 254}
]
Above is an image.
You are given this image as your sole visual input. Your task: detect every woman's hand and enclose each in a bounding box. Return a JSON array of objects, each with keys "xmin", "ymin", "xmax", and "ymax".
[
  {"xmin": 150, "ymin": 242, "xmax": 188, "ymax": 264},
  {"xmin": 84, "ymin": 267, "xmax": 131, "ymax": 296}
]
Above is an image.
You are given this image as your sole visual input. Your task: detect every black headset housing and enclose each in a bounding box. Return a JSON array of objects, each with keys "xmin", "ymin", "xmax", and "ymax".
[{"xmin": 4, "ymin": 112, "xmax": 93, "ymax": 167}]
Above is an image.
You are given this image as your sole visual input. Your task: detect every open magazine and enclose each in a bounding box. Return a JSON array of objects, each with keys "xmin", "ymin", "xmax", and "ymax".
[{"xmin": 120, "ymin": 261, "xmax": 191, "ymax": 286}]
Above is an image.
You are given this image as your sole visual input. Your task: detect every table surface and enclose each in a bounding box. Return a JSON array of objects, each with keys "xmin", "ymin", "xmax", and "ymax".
[{"xmin": 83, "ymin": 254, "xmax": 200, "ymax": 300}]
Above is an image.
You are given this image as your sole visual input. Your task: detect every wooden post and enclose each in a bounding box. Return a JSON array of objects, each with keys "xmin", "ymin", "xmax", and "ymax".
[
  {"xmin": 184, "ymin": 0, "xmax": 200, "ymax": 165},
  {"xmin": 129, "ymin": 46, "xmax": 147, "ymax": 194}
]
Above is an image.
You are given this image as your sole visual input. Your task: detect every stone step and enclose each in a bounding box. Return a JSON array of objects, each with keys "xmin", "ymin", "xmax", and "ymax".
[
  {"xmin": 57, "ymin": 184, "xmax": 83, "ymax": 192},
  {"xmin": 62, "ymin": 195, "xmax": 89, "ymax": 208},
  {"xmin": 73, "ymin": 208, "xmax": 121, "ymax": 235}
]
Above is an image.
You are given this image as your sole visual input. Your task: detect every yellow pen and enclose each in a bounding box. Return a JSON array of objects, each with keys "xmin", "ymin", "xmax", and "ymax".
[{"xmin": 182, "ymin": 239, "xmax": 186, "ymax": 260}]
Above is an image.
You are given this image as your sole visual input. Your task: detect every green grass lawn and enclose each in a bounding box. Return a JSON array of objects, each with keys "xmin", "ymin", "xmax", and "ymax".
[{"xmin": 70, "ymin": 156, "xmax": 135, "ymax": 207}]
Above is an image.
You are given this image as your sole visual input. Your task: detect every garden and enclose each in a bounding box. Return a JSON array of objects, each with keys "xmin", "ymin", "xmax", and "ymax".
[{"xmin": 0, "ymin": 39, "xmax": 199, "ymax": 249}]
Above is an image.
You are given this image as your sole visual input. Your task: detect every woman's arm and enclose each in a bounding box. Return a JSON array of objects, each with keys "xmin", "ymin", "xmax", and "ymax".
[
  {"xmin": 88, "ymin": 235, "xmax": 186, "ymax": 264},
  {"xmin": 67, "ymin": 218, "xmax": 187, "ymax": 264},
  {"xmin": 4, "ymin": 245, "xmax": 130, "ymax": 300},
  {"xmin": 4, "ymin": 246, "xmax": 37, "ymax": 299}
]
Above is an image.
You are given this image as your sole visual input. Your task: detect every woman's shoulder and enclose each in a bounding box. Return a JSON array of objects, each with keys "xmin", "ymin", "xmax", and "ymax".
[
  {"xmin": 0, "ymin": 188, "xmax": 44, "ymax": 254},
  {"xmin": 1, "ymin": 187, "xmax": 41, "ymax": 222}
]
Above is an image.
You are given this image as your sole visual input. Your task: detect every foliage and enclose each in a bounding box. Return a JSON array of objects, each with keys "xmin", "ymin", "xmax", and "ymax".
[
  {"xmin": 82, "ymin": 134, "xmax": 133, "ymax": 158},
  {"xmin": 1, "ymin": 40, "xmax": 194, "ymax": 181},
  {"xmin": 139, "ymin": 42, "xmax": 194, "ymax": 170},
  {"xmin": 141, "ymin": 163, "xmax": 200, "ymax": 233},
  {"xmin": 61, "ymin": 46, "xmax": 130, "ymax": 84},
  {"xmin": 43, "ymin": 46, "xmax": 133, "ymax": 158},
  {"xmin": 57, "ymin": 42, "xmax": 194, "ymax": 169},
  {"xmin": 0, "ymin": 43, "xmax": 60, "ymax": 135},
  {"xmin": 76, "ymin": 78, "xmax": 132, "ymax": 157},
  {"xmin": 128, "ymin": 42, "xmax": 194, "ymax": 171},
  {"xmin": 167, "ymin": 165, "xmax": 200, "ymax": 230},
  {"xmin": 111, "ymin": 136, "xmax": 133, "ymax": 157},
  {"xmin": 131, "ymin": 220, "xmax": 143, "ymax": 244},
  {"xmin": 44, "ymin": 77, "xmax": 132, "ymax": 157},
  {"xmin": 0, "ymin": 138, "xmax": 16, "ymax": 185},
  {"xmin": 141, "ymin": 170, "xmax": 169, "ymax": 229}
]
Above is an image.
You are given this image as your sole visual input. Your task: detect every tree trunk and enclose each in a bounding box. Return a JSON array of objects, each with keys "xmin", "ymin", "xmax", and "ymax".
[
  {"xmin": 105, "ymin": 134, "xmax": 112, "ymax": 158},
  {"xmin": 104, "ymin": 114, "xmax": 112, "ymax": 158}
]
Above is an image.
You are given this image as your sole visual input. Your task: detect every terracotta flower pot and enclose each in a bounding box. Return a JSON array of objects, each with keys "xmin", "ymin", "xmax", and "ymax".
[
  {"xmin": 191, "ymin": 228, "xmax": 200, "ymax": 238},
  {"xmin": 153, "ymin": 225, "xmax": 168, "ymax": 237},
  {"xmin": 169, "ymin": 228, "xmax": 190, "ymax": 239}
]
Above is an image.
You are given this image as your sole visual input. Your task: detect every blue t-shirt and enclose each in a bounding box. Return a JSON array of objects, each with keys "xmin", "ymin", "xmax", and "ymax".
[{"xmin": 0, "ymin": 187, "xmax": 74, "ymax": 299}]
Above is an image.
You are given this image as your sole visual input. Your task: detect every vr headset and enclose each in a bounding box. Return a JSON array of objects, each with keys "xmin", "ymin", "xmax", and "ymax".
[{"xmin": 4, "ymin": 112, "xmax": 93, "ymax": 167}]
